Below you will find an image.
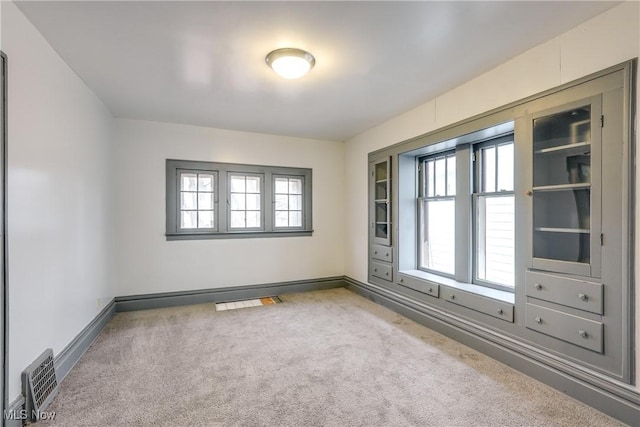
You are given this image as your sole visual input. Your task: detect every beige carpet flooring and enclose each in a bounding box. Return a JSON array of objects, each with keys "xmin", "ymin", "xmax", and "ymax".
[{"xmin": 39, "ymin": 288, "xmax": 624, "ymax": 426}]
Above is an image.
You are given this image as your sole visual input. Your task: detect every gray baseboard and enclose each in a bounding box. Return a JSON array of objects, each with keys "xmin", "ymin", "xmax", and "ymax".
[
  {"xmin": 4, "ymin": 301, "xmax": 115, "ymax": 427},
  {"xmin": 54, "ymin": 299, "xmax": 116, "ymax": 383},
  {"xmin": 3, "ymin": 395, "xmax": 25, "ymax": 427},
  {"xmin": 344, "ymin": 276, "xmax": 640, "ymax": 427},
  {"xmin": 115, "ymin": 276, "xmax": 346, "ymax": 312}
]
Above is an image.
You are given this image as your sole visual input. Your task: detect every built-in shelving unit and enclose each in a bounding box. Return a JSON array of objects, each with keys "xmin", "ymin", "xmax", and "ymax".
[{"xmin": 365, "ymin": 62, "xmax": 635, "ymax": 425}]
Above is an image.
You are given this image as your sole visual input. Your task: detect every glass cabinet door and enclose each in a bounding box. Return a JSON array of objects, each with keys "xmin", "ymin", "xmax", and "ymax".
[
  {"xmin": 531, "ymin": 96, "xmax": 601, "ymax": 277},
  {"xmin": 372, "ymin": 158, "xmax": 391, "ymax": 246}
]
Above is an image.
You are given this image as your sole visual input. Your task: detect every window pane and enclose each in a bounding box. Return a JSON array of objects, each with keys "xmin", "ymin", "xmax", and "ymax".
[
  {"xmin": 290, "ymin": 211, "xmax": 302, "ymax": 227},
  {"xmin": 275, "ymin": 194, "xmax": 288, "ymax": 210},
  {"xmin": 246, "ymin": 211, "xmax": 260, "ymax": 228},
  {"xmin": 275, "ymin": 211, "xmax": 288, "ymax": 227},
  {"xmin": 198, "ymin": 174, "xmax": 214, "ymax": 192},
  {"xmin": 435, "ymin": 157, "xmax": 446, "ymax": 196},
  {"xmin": 181, "ymin": 192, "xmax": 197, "ymax": 210},
  {"xmin": 289, "ymin": 195, "xmax": 302, "ymax": 210},
  {"xmin": 198, "ymin": 192, "xmax": 213, "ymax": 210},
  {"xmin": 497, "ymin": 143, "xmax": 514, "ymax": 191},
  {"xmin": 289, "ymin": 178, "xmax": 302, "ymax": 194},
  {"xmin": 477, "ymin": 195, "xmax": 514, "ymax": 287},
  {"xmin": 420, "ymin": 199, "xmax": 455, "ymax": 275},
  {"xmin": 230, "ymin": 211, "xmax": 245, "ymax": 228},
  {"xmin": 230, "ymin": 176, "xmax": 245, "ymax": 192},
  {"xmin": 198, "ymin": 211, "xmax": 214, "ymax": 228},
  {"xmin": 426, "ymin": 160, "xmax": 435, "ymax": 197},
  {"xmin": 275, "ymin": 178, "xmax": 288, "ymax": 193},
  {"xmin": 181, "ymin": 173, "xmax": 197, "ymax": 191},
  {"xmin": 230, "ymin": 193, "xmax": 245, "ymax": 210},
  {"xmin": 246, "ymin": 176, "xmax": 260, "ymax": 193},
  {"xmin": 246, "ymin": 194, "xmax": 260, "ymax": 211},
  {"xmin": 180, "ymin": 210, "xmax": 197, "ymax": 229},
  {"xmin": 483, "ymin": 146, "xmax": 496, "ymax": 193},
  {"xmin": 446, "ymin": 155, "xmax": 456, "ymax": 196}
]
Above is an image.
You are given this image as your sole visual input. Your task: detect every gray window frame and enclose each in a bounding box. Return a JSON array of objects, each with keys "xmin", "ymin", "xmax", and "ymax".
[
  {"xmin": 272, "ymin": 174, "xmax": 306, "ymax": 230},
  {"xmin": 166, "ymin": 159, "xmax": 312, "ymax": 240},
  {"xmin": 176, "ymin": 169, "xmax": 219, "ymax": 232},
  {"xmin": 227, "ymin": 171, "xmax": 265, "ymax": 232},
  {"xmin": 472, "ymin": 135, "xmax": 516, "ymax": 292},
  {"xmin": 418, "ymin": 150, "xmax": 457, "ymax": 278}
]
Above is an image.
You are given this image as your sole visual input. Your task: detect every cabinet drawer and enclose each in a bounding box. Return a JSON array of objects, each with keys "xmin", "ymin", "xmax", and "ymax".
[
  {"xmin": 397, "ymin": 274, "xmax": 438, "ymax": 298},
  {"xmin": 526, "ymin": 271, "xmax": 602, "ymax": 314},
  {"xmin": 371, "ymin": 244, "xmax": 393, "ymax": 262},
  {"xmin": 370, "ymin": 261, "xmax": 393, "ymax": 282},
  {"xmin": 443, "ymin": 287, "xmax": 513, "ymax": 322},
  {"xmin": 525, "ymin": 303, "xmax": 603, "ymax": 353}
]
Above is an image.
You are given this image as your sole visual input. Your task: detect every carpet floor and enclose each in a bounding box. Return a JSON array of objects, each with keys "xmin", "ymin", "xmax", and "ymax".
[{"xmin": 39, "ymin": 288, "xmax": 624, "ymax": 426}]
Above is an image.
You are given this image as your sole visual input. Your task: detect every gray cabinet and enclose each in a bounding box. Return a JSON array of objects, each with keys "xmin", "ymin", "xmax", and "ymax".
[
  {"xmin": 367, "ymin": 62, "xmax": 633, "ymax": 387},
  {"xmin": 369, "ymin": 157, "xmax": 393, "ymax": 283},
  {"xmin": 529, "ymin": 96, "xmax": 602, "ymax": 278},
  {"xmin": 371, "ymin": 158, "xmax": 391, "ymax": 246},
  {"xmin": 520, "ymin": 68, "xmax": 631, "ymax": 380}
]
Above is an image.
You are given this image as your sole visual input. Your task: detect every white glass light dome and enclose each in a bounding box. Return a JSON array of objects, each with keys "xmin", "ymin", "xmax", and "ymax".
[{"xmin": 265, "ymin": 48, "xmax": 315, "ymax": 79}]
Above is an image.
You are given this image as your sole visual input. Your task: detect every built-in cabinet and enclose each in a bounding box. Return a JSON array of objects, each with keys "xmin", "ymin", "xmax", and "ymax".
[
  {"xmin": 369, "ymin": 158, "xmax": 394, "ymax": 283},
  {"xmin": 524, "ymin": 94, "xmax": 610, "ymax": 356},
  {"xmin": 530, "ymin": 96, "xmax": 602, "ymax": 278},
  {"xmin": 366, "ymin": 62, "xmax": 634, "ymax": 400}
]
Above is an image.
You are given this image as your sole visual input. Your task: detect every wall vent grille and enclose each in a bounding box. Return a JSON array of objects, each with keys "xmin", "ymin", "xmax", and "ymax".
[{"xmin": 22, "ymin": 348, "xmax": 59, "ymax": 419}]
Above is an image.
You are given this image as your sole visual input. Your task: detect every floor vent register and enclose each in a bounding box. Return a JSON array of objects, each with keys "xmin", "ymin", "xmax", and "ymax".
[{"xmin": 216, "ymin": 296, "xmax": 281, "ymax": 311}]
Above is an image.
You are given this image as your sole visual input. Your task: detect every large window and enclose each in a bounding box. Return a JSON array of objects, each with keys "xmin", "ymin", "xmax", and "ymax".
[
  {"xmin": 419, "ymin": 152, "xmax": 456, "ymax": 275},
  {"xmin": 473, "ymin": 138, "xmax": 515, "ymax": 290},
  {"xmin": 416, "ymin": 133, "xmax": 515, "ymax": 292},
  {"xmin": 166, "ymin": 160, "xmax": 312, "ymax": 239}
]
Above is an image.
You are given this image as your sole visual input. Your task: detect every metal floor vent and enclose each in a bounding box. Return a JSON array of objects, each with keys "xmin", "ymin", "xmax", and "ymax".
[{"xmin": 22, "ymin": 348, "xmax": 59, "ymax": 421}]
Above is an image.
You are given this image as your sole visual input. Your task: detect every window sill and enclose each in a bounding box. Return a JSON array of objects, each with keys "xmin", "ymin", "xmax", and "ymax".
[
  {"xmin": 399, "ymin": 269, "xmax": 515, "ymax": 305},
  {"xmin": 166, "ymin": 230, "xmax": 313, "ymax": 240}
]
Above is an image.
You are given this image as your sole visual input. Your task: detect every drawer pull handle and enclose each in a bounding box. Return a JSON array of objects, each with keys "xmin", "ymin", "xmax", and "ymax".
[
  {"xmin": 385, "ymin": 253, "xmax": 389, "ymax": 257},
  {"xmin": 535, "ymin": 317, "xmax": 542, "ymax": 324},
  {"xmin": 374, "ymin": 251, "xmax": 378, "ymax": 255},
  {"xmin": 400, "ymin": 278, "xmax": 404, "ymax": 283},
  {"xmin": 450, "ymin": 294, "xmax": 455, "ymax": 300},
  {"xmin": 374, "ymin": 268, "xmax": 377, "ymax": 272},
  {"xmin": 534, "ymin": 283, "xmax": 542, "ymax": 290},
  {"xmin": 578, "ymin": 330, "xmax": 589, "ymax": 338},
  {"xmin": 428, "ymin": 287, "xmax": 433, "ymax": 293},
  {"xmin": 578, "ymin": 293, "xmax": 588, "ymax": 301},
  {"xmin": 385, "ymin": 272, "xmax": 389, "ymax": 276},
  {"xmin": 497, "ymin": 308, "xmax": 504, "ymax": 315}
]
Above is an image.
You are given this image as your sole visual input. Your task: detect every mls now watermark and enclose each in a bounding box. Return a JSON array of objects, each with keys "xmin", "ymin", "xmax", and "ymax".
[{"xmin": 4, "ymin": 409, "xmax": 57, "ymax": 421}]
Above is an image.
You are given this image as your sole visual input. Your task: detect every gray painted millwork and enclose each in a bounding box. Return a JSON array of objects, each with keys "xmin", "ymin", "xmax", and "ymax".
[
  {"xmin": 4, "ymin": 396, "xmax": 25, "ymax": 427},
  {"xmin": 525, "ymin": 270, "xmax": 603, "ymax": 314},
  {"xmin": 54, "ymin": 300, "xmax": 116, "ymax": 383},
  {"xmin": 367, "ymin": 61, "xmax": 636, "ymax": 420},
  {"xmin": 166, "ymin": 159, "xmax": 313, "ymax": 240},
  {"xmin": 397, "ymin": 273, "xmax": 439, "ymax": 298},
  {"xmin": 371, "ymin": 244, "xmax": 392, "ymax": 263},
  {"xmin": 345, "ymin": 276, "xmax": 640, "ymax": 427},
  {"xmin": 115, "ymin": 277, "xmax": 345, "ymax": 312}
]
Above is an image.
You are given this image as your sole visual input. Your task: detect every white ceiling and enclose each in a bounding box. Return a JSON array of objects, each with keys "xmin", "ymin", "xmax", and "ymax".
[{"xmin": 16, "ymin": 1, "xmax": 619, "ymax": 142}]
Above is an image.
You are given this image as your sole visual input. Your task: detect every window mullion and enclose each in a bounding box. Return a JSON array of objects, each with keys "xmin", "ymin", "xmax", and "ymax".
[{"xmin": 455, "ymin": 146, "xmax": 472, "ymax": 283}]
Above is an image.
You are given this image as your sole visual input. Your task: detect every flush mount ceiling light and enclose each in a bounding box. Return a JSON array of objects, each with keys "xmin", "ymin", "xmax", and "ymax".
[{"xmin": 265, "ymin": 48, "xmax": 315, "ymax": 79}]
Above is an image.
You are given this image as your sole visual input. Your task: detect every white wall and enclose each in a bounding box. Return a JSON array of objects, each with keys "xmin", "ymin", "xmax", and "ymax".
[
  {"xmin": 344, "ymin": 0, "xmax": 640, "ymax": 384},
  {"xmin": 2, "ymin": 2, "xmax": 114, "ymax": 399},
  {"xmin": 113, "ymin": 119, "xmax": 344, "ymax": 296}
]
